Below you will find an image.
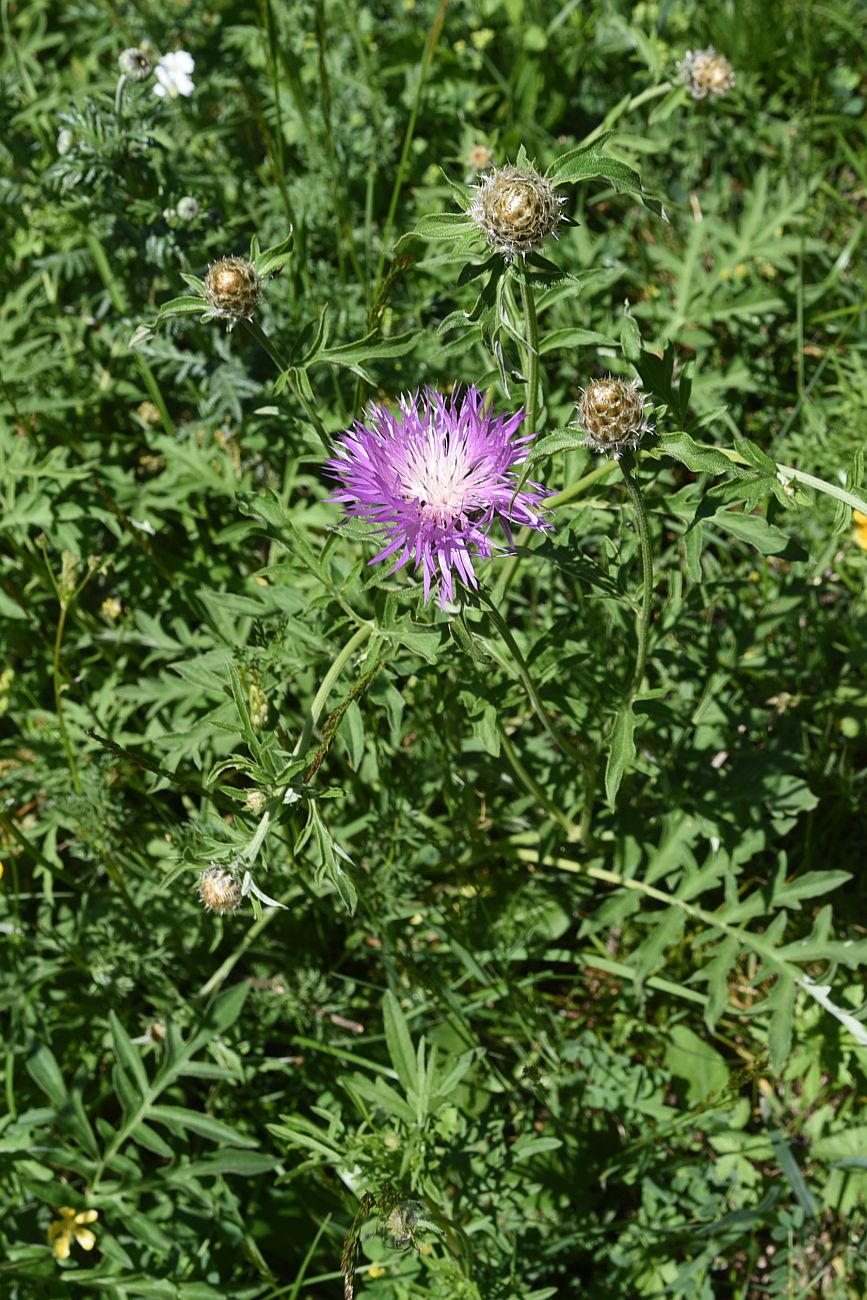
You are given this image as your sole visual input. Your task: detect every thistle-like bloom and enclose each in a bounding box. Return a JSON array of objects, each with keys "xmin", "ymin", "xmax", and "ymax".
[
  {"xmin": 198, "ymin": 868, "xmax": 242, "ymax": 915},
  {"xmin": 203, "ymin": 256, "xmax": 261, "ymax": 326},
  {"xmin": 48, "ymin": 1207, "xmax": 98, "ymax": 1261},
  {"xmin": 677, "ymin": 47, "xmax": 735, "ymax": 100},
  {"xmin": 153, "ymin": 50, "xmax": 195, "ymax": 99},
  {"xmin": 327, "ymin": 387, "xmax": 551, "ymax": 607},
  {"xmin": 577, "ymin": 378, "xmax": 651, "ymax": 457},
  {"xmin": 469, "ymin": 164, "xmax": 565, "ymax": 262},
  {"xmin": 118, "ymin": 48, "xmax": 152, "ymax": 81}
]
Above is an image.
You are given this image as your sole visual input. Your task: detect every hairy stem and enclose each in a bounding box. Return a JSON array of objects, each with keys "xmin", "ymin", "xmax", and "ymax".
[
  {"xmin": 618, "ymin": 454, "xmax": 653, "ymax": 694},
  {"xmin": 479, "ymin": 589, "xmax": 574, "ymax": 759},
  {"xmin": 518, "ymin": 274, "xmax": 540, "ymax": 438},
  {"xmin": 373, "ymin": 0, "xmax": 448, "ymax": 301},
  {"xmin": 242, "ymin": 318, "xmax": 331, "ymax": 449},
  {"xmin": 293, "ymin": 623, "xmax": 375, "ymax": 759},
  {"xmin": 498, "ymin": 723, "xmax": 580, "ymax": 839},
  {"xmin": 53, "ymin": 602, "xmax": 80, "ymax": 795}
]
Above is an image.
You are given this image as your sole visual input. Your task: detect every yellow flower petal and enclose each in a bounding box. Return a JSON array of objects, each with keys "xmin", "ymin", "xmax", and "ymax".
[
  {"xmin": 853, "ymin": 510, "xmax": 867, "ymax": 526},
  {"xmin": 57, "ymin": 1207, "xmax": 77, "ymax": 1220},
  {"xmin": 75, "ymin": 1209, "xmax": 98, "ymax": 1225},
  {"xmin": 51, "ymin": 1231, "xmax": 72, "ymax": 1260},
  {"xmin": 74, "ymin": 1228, "xmax": 97, "ymax": 1251}
]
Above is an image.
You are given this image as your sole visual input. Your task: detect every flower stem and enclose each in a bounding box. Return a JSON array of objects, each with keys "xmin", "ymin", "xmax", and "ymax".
[
  {"xmin": 491, "ymin": 460, "xmax": 619, "ymax": 603},
  {"xmin": 497, "ymin": 723, "xmax": 580, "ymax": 839},
  {"xmin": 518, "ymin": 274, "xmax": 540, "ymax": 437},
  {"xmin": 86, "ymin": 232, "xmax": 175, "ymax": 439},
  {"xmin": 373, "ymin": 0, "xmax": 448, "ymax": 301},
  {"xmin": 241, "ymin": 318, "xmax": 331, "ymax": 450},
  {"xmin": 114, "ymin": 74, "xmax": 127, "ymax": 118},
  {"xmin": 242, "ymin": 316, "xmax": 290, "ymax": 371},
  {"xmin": 293, "ymin": 623, "xmax": 374, "ymax": 758},
  {"xmin": 618, "ymin": 454, "xmax": 653, "ymax": 694},
  {"xmin": 52, "ymin": 602, "xmax": 80, "ymax": 795},
  {"xmin": 478, "ymin": 589, "xmax": 574, "ymax": 758}
]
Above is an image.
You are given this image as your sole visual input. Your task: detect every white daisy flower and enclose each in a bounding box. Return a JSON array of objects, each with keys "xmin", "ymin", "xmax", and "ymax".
[{"xmin": 153, "ymin": 50, "xmax": 195, "ymax": 99}]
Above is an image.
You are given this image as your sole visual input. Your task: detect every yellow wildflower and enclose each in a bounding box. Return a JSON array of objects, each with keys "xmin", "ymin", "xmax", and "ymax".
[
  {"xmin": 48, "ymin": 1207, "xmax": 98, "ymax": 1260},
  {"xmin": 368, "ymin": 1265, "xmax": 387, "ymax": 1279},
  {"xmin": 853, "ymin": 510, "xmax": 867, "ymax": 551}
]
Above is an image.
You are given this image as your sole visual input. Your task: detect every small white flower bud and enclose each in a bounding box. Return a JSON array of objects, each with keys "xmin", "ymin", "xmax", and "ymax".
[
  {"xmin": 176, "ymin": 196, "xmax": 200, "ymax": 221},
  {"xmin": 118, "ymin": 48, "xmax": 153, "ymax": 81}
]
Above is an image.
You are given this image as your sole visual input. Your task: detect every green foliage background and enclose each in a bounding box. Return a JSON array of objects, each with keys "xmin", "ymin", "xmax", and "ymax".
[{"xmin": 2, "ymin": 0, "xmax": 867, "ymax": 1296}]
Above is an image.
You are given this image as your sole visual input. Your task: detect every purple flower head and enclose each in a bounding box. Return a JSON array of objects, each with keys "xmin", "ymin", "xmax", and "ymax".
[{"xmin": 327, "ymin": 386, "xmax": 552, "ymax": 608}]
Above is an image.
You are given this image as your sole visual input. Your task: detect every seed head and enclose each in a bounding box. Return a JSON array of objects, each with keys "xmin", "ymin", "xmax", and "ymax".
[
  {"xmin": 469, "ymin": 164, "xmax": 565, "ymax": 262},
  {"xmin": 677, "ymin": 47, "xmax": 735, "ymax": 100},
  {"xmin": 198, "ymin": 867, "xmax": 242, "ymax": 915},
  {"xmin": 118, "ymin": 48, "xmax": 153, "ymax": 80},
  {"xmin": 176, "ymin": 196, "xmax": 200, "ymax": 221},
  {"xmin": 203, "ymin": 257, "xmax": 261, "ymax": 326},
  {"xmin": 577, "ymin": 378, "xmax": 650, "ymax": 457}
]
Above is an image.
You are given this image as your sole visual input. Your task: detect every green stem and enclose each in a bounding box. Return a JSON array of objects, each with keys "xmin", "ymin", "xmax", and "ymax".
[
  {"xmin": 492, "ymin": 460, "xmax": 619, "ymax": 603},
  {"xmin": 293, "ymin": 623, "xmax": 374, "ymax": 758},
  {"xmin": 618, "ymin": 454, "xmax": 653, "ymax": 695},
  {"xmin": 548, "ymin": 459, "xmax": 618, "ymax": 509},
  {"xmin": 373, "ymin": 0, "xmax": 448, "ymax": 301},
  {"xmin": 196, "ymin": 884, "xmax": 301, "ymax": 999},
  {"xmin": 241, "ymin": 319, "xmax": 331, "ymax": 450},
  {"xmin": 114, "ymin": 74, "xmax": 127, "ymax": 118},
  {"xmin": 242, "ymin": 316, "xmax": 289, "ymax": 371},
  {"xmin": 593, "ymin": 80, "xmax": 674, "ymax": 137},
  {"xmin": 53, "ymin": 602, "xmax": 80, "ymax": 794},
  {"xmin": 497, "ymin": 724, "xmax": 580, "ymax": 840},
  {"xmin": 478, "ymin": 589, "xmax": 574, "ymax": 758},
  {"xmin": 518, "ymin": 274, "xmax": 540, "ymax": 437},
  {"xmin": 85, "ymin": 233, "xmax": 176, "ymax": 439}
]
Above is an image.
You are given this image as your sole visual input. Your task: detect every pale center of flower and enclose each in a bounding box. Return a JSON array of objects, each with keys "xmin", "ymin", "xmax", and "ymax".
[{"xmin": 400, "ymin": 440, "xmax": 481, "ymax": 526}]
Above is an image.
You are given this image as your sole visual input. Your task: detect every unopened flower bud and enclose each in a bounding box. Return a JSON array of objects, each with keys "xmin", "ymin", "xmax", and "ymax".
[
  {"xmin": 176, "ymin": 195, "xmax": 199, "ymax": 221},
  {"xmin": 203, "ymin": 257, "xmax": 261, "ymax": 326},
  {"xmin": 118, "ymin": 48, "xmax": 153, "ymax": 81},
  {"xmin": 384, "ymin": 1202, "xmax": 425, "ymax": 1249},
  {"xmin": 57, "ymin": 128, "xmax": 74, "ymax": 156},
  {"xmin": 470, "ymin": 163, "xmax": 565, "ymax": 262},
  {"xmin": 577, "ymin": 378, "xmax": 650, "ymax": 457},
  {"xmin": 248, "ymin": 682, "xmax": 268, "ymax": 728},
  {"xmin": 468, "ymin": 144, "xmax": 493, "ymax": 170},
  {"xmin": 198, "ymin": 867, "xmax": 242, "ymax": 915},
  {"xmin": 677, "ymin": 48, "xmax": 735, "ymax": 100}
]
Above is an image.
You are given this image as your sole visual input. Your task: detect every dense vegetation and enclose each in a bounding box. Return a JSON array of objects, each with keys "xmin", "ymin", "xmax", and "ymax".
[{"xmin": 2, "ymin": 0, "xmax": 866, "ymax": 1295}]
